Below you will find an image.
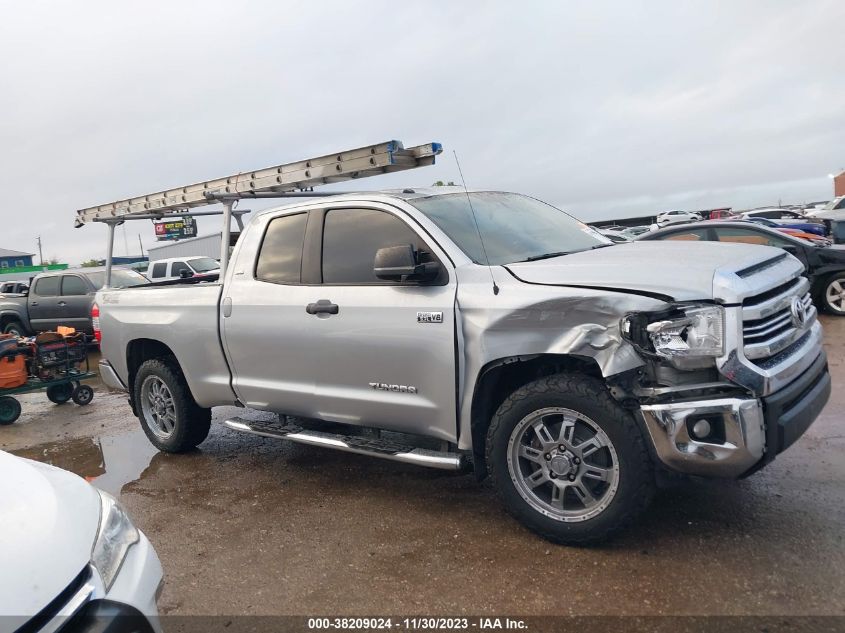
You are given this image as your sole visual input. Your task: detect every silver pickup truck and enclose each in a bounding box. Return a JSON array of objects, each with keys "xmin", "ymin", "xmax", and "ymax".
[{"xmin": 96, "ymin": 189, "xmax": 831, "ymax": 543}]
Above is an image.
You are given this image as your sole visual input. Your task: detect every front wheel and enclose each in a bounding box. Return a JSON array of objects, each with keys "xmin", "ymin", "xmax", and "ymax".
[
  {"xmin": 133, "ymin": 359, "xmax": 211, "ymax": 452},
  {"xmin": 486, "ymin": 374, "xmax": 655, "ymax": 545},
  {"xmin": 822, "ymin": 273, "xmax": 845, "ymax": 315}
]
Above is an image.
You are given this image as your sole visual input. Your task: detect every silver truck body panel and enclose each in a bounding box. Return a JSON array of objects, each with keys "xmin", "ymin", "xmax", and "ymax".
[
  {"xmin": 505, "ymin": 241, "xmax": 794, "ymax": 303},
  {"xmin": 98, "ymin": 284, "xmax": 236, "ymax": 407},
  {"xmin": 220, "ymin": 200, "xmax": 460, "ymax": 441},
  {"xmin": 454, "ymin": 265, "xmax": 665, "ymax": 449}
]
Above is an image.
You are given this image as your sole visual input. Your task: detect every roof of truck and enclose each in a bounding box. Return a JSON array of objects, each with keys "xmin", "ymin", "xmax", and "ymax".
[{"xmin": 254, "ymin": 187, "xmax": 498, "ymax": 218}]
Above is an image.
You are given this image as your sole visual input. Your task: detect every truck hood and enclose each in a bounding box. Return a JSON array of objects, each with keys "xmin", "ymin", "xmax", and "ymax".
[
  {"xmin": 505, "ymin": 241, "xmax": 789, "ymax": 302},
  {"xmin": 0, "ymin": 451, "xmax": 100, "ymax": 617}
]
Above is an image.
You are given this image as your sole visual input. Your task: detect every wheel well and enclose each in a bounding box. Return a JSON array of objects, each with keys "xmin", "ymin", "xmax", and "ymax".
[
  {"xmin": 0, "ymin": 313, "xmax": 25, "ymax": 330},
  {"xmin": 470, "ymin": 354, "xmax": 603, "ymax": 479},
  {"xmin": 126, "ymin": 339, "xmax": 180, "ymax": 411}
]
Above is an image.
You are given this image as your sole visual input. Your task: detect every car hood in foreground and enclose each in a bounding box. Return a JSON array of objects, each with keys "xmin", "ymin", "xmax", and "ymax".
[
  {"xmin": 0, "ymin": 451, "xmax": 100, "ymax": 617},
  {"xmin": 505, "ymin": 241, "xmax": 789, "ymax": 302}
]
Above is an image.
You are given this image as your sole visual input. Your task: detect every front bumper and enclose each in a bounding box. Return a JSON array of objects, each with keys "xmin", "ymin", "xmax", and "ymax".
[
  {"xmin": 639, "ymin": 352, "xmax": 830, "ymax": 478},
  {"xmin": 34, "ymin": 530, "xmax": 163, "ymax": 633}
]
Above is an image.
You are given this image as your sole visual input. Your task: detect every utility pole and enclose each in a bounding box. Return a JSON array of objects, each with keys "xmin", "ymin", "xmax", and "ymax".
[
  {"xmin": 36, "ymin": 236, "xmax": 44, "ymax": 266},
  {"xmin": 138, "ymin": 234, "xmax": 144, "ymax": 257}
]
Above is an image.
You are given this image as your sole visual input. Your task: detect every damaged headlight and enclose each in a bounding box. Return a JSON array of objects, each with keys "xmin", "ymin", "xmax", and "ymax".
[{"xmin": 622, "ymin": 304, "xmax": 724, "ymax": 369}]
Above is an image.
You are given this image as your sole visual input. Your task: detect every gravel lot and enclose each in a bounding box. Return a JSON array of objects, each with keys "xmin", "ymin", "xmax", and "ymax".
[{"xmin": 2, "ymin": 316, "xmax": 844, "ymax": 617}]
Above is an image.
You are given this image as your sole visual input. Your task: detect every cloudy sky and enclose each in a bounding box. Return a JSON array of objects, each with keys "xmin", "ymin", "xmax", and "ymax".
[{"xmin": 2, "ymin": 1, "xmax": 844, "ymax": 264}]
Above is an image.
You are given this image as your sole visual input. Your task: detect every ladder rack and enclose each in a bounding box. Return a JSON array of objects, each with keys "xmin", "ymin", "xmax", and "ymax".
[
  {"xmin": 75, "ymin": 140, "xmax": 442, "ymax": 225},
  {"xmin": 75, "ymin": 139, "xmax": 442, "ymax": 285}
]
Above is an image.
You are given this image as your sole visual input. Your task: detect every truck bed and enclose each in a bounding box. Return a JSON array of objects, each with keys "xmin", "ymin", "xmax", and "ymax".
[{"xmin": 97, "ymin": 283, "xmax": 237, "ymax": 407}]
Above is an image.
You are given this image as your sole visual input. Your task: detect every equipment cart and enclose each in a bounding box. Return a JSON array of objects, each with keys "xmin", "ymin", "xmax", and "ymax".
[{"xmin": 0, "ymin": 334, "xmax": 96, "ymax": 425}]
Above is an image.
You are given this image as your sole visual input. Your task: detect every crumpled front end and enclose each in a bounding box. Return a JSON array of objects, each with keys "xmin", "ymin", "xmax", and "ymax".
[{"xmin": 634, "ymin": 253, "xmax": 831, "ymax": 477}]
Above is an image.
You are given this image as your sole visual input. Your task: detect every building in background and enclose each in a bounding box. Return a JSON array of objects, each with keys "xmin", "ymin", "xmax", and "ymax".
[
  {"xmin": 835, "ymin": 170, "xmax": 845, "ymax": 197},
  {"xmin": 147, "ymin": 232, "xmax": 228, "ymax": 262},
  {"xmin": 0, "ymin": 248, "xmax": 34, "ymax": 269}
]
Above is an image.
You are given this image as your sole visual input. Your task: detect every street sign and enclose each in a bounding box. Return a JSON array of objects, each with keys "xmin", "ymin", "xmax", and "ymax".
[{"xmin": 154, "ymin": 217, "xmax": 197, "ymax": 241}]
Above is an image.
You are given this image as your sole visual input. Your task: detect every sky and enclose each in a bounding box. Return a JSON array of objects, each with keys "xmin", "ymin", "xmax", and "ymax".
[{"xmin": 1, "ymin": 1, "xmax": 844, "ymax": 265}]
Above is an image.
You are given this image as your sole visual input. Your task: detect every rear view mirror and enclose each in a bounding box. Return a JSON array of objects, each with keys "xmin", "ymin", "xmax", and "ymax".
[{"xmin": 374, "ymin": 244, "xmax": 440, "ymax": 283}]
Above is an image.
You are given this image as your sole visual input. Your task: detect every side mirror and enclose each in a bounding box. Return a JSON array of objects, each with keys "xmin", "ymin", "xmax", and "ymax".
[
  {"xmin": 179, "ymin": 269, "xmax": 194, "ymax": 279},
  {"xmin": 20, "ymin": 290, "xmax": 28, "ymax": 297},
  {"xmin": 374, "ymin": 244, "xmax": 440, "ymax": 283}
]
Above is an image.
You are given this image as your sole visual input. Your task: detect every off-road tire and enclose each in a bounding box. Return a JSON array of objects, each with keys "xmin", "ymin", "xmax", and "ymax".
[
  {"xmin": 133, "ymin": 358, "xmax": 211, "ymax": 452},
  {"xmin": 486, "ymin": 373, "xmax": 655, "ymax": 545}
]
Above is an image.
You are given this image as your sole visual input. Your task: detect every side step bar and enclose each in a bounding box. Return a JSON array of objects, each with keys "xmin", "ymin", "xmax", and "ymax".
[{"xmin": 224, "ymin": 417, "xmax": 466, "ymax": 471}]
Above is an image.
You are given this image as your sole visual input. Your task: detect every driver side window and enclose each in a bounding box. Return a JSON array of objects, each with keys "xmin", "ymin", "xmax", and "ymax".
[{"xmin": 320, "ymin": 208, "xmax": 444, "ymax": 285}]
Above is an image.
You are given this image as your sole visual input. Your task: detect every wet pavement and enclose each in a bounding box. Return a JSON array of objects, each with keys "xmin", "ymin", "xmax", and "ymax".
[{"xmin": 2, "ymin": 319, "xmax": 844, "ymax": 616}]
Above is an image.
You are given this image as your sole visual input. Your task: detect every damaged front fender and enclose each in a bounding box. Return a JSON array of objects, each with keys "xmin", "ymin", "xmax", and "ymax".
[{"xmin": 456, "ymin": 267, "xmax": 668, "ymax": 450}]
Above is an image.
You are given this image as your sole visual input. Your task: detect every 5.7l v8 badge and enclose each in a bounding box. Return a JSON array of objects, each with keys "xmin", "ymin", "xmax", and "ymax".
[{"xmin": 417, "ymin": 311, "xmax": 443, "ymax": 323}]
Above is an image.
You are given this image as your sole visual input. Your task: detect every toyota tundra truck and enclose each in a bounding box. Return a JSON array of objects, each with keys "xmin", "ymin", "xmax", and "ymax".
[{"xmin": 95, "ymin": 189, "xmax": 831, "ymax": 544}]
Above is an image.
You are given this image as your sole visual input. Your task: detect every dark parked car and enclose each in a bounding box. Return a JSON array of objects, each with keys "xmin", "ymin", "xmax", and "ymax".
[
  {"xmin": 0, "ymin": 266, "xmax": 147, "ymax": 336},
  {"xmin": 639, "ymin": 221, "xmax": 845, "ymax": 315},
  {"xmin": 744, "ymin": 215, "xmax": 828, "ymax": 238}
]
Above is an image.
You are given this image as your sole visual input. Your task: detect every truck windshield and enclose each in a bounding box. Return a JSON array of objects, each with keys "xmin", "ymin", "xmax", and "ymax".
[
  {"xmin": 189, "ymin": 257, "xmax": 220, "ymax": 273},
  {"xmin": 409, "ymin": 192, "xmax": 610, "ymax": 265},
  {"xmin": 86, "ymin": 269, "xmax": 148, "ymax": 289}
]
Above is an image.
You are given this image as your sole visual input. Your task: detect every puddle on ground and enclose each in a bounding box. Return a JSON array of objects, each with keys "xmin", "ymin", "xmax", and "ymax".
[{"xmin": 12, "ymin": 427, "xmax": 159, "ymax": 496}]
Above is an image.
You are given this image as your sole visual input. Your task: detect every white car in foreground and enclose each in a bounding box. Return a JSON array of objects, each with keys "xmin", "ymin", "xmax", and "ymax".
[{"xmin": 0, "ymin": 451, "xmax": 163, "ymax": 632}]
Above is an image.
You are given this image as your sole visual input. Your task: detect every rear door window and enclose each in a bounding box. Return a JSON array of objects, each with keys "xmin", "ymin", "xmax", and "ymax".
[
  {"xmin": 33, "ymin": 276, "xmax": 60, "ymax": 296},
  {"xmin": 61, "ymin": 275, "xmax": 88, "ymax": 296},
  {"xmin": 255, "ymin": 212, "xmax": 308, "ymax": 284},
  {"xmin": 150, "ymin": 262, "xmax": 167, "ymax": 278}
]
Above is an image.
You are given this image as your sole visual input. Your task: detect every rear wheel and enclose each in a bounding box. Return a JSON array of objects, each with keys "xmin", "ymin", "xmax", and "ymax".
[
  {"xmin": 486, "ymin": 373, "xmax": 654, "ymax": 545},
  {"xmin": 0, "ymin": 397, "xmax": 21, "ymax": 424},
  {"xmin": 134, "ymin": 359, "xmax": 211, "ymax": 452},
  {"xmin": 822, "ymin": 273, "xmax": 845, "ymax": 315},
  {"xmin": 46, "ymin": 383, "xmax": 74, "ymax": 404}
]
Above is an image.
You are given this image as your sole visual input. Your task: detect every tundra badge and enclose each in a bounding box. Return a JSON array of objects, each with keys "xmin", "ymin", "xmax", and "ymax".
[{"xmin": 369, "ymin": 383, "xmax": 418, "ymax": 394}]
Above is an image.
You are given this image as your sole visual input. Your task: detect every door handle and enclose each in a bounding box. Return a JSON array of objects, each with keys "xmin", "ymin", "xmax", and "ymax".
[
  {"xmin": 58, "ymin": 301, "xmax": 67, "ymax": 307},
  {"xmin": 30, "ymin": 302, "xmax": 38, "ymax": 306},
  {"xmin": 306, "ymin": 300, "xmax": 339, "ymax": 315}
]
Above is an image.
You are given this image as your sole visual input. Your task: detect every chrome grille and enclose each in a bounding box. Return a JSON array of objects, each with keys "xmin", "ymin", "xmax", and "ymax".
[{"xmin": 742, "ymin": 277, "xmax": 815, "ymax": 362}]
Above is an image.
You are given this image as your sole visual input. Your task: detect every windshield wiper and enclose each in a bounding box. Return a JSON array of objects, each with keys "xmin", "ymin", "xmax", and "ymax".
[{"xmin": 520, "ymin": 251, "xmax": 572, "ymax": 262}]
